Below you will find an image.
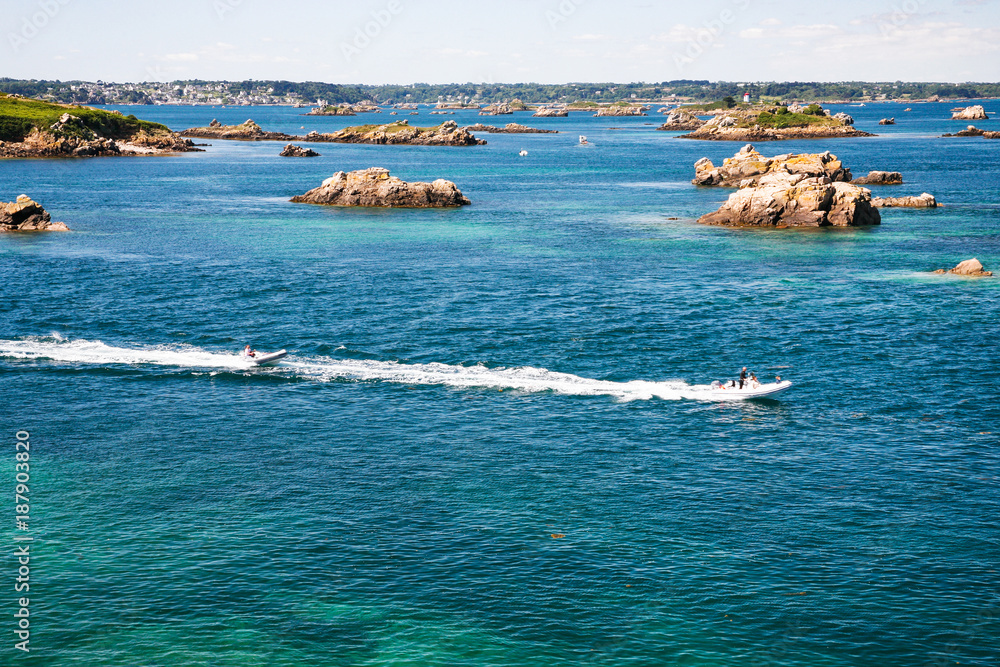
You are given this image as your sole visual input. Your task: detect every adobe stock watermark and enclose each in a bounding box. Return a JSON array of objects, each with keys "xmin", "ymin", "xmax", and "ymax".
[
  {"xmin": 213, "ymin": 0, "xmax": 243, "ymax": 20},
  {"xmin": 546, "ymin": 0, "xmax": 588, "ymax": 30},
  {"xmin": 674, "ymin": 0, "xmax": 752, "ymax": 74},
  {"xmin": 8, "ymin": 0, "xmax": 73, "ymax": 53},
  {"xmin": 341, "ymin": 1, "xmax": 403, "ymax": 62},
  {"xmin": 876, "ymin": 0, "xmax": 925, "ymax": 38}
]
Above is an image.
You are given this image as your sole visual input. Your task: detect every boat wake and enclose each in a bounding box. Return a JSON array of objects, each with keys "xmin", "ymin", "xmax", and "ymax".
[{"xmin": 0, "ymin": 337, "xmax": 783, "ymax": 402}]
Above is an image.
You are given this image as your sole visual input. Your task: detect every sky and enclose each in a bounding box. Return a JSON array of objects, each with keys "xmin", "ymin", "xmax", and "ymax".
[{"xmin": 2, "ymin": 0, "xmax": 999, "ymax": 84}]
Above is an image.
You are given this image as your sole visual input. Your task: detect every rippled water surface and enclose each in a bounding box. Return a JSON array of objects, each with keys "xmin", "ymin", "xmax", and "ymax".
[{"xmin": 2, "ymin": 102, "xmax": 999, "ymax": 665}]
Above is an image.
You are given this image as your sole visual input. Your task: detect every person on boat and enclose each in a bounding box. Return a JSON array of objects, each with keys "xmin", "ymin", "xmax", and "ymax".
[
  {"xmin": 739, "ymin": 367, "xmax": 748, "ymax": 389},
  {"xmin": 243, "ymin": 344, "xmax": 256, "ymax": 358},
  {"xmin": 750, "ymin": 372, "xmax": 759, "ymax": 388}
]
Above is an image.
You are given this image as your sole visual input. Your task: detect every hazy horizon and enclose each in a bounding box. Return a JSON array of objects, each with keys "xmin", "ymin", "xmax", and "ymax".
[{"xmin": 4, "ymin": 0, "xmax": 1000, "ymax": 85}]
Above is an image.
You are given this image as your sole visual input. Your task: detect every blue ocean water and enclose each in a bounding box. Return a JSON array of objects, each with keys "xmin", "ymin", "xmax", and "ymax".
[{"xmin": 1, "ymin": 102, "xmax": 999, "ymax": 665}]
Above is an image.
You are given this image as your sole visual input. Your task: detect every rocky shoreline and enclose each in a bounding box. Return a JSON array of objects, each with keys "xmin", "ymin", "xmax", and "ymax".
[
  {"xmin": 693, "ymin": 144, "xmax": 852, "ymax": 187},
  {"xmin": 291, "ymin": 167, "xmax": 471, "ymax": 208}
]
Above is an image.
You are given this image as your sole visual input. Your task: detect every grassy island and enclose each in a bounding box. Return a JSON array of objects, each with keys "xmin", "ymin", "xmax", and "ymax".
[{"xmin": 0, "ymin": 93, "xmax": 168, "ymax": 142}]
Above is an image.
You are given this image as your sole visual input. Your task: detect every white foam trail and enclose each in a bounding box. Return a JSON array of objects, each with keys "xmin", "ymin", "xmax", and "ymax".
[
  {"xmin": 0, "ymin": 337, "xmax": 254, "ymax": 371},
  {"xmin": 0, "ymin": 337, "xmax": 738, "ymax": 402}
]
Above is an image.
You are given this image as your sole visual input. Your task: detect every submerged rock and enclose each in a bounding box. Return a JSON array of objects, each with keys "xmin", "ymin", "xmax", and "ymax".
[
  {"xmin": 933, "ymin": 258, "xmax": 993, "ymax": 277},
  {"xmin": 851, "ymin": 171, "xmax": 903, "ymax": 185},
  {"xmin": 951, "ymin": 105, "xmax": 989, "ymax": 120},
  {"xmin": 1, "ymin": 195, "xmax": 69, "ymax": 232},
  {"xmin": 290, "ymin": 167, "xmax": 471, "ymax": 208},
  {"xmin": 872, "ymin": 193, "xmax": 937, "ymax": 208},
  {"xmin": 693, "ymin": 144, "xmax": 852, "ymax": 187},
  {"xmin": 697, "ymin": 172, "xmax": 881, "ymax": 228}
]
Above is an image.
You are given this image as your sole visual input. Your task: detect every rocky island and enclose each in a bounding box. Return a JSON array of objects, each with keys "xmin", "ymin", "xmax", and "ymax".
[
  {"xmin": 181, "ymin": 119, "xmax": 296, "ymax": 141},
  {"xmin": 594, "ymin": 103, "xmax": 647, "ymax": 117},
  {"xmin": 463, "ymin": 123, "xmax": 557, "ymax": 134},
  {"xmin": 852, "ymin": 171, "xmax": 903, "ymax": 185},
  {"xmin": 1, "ymin": 195, "xmax": 69, "ymax": 232},
  {"xmin": 693, "ymin": 144, "xmax": 852, "ymax": 187},
  {"xmin": 694, "ymin": 145, "xmax": 881, "ymax": 228},
  {"xmin": 303, "ymin": 120, "xmax": 485, "ymax": 146},
  {"xmin": 280, "ymin": 144, "xmax": 320, "ymax": 157},
  {"xmin": 0, "ymin": 94, "xmax": 198, "ymax": 158},
  {"xmin": 942, "ymin": 125, "xmax": 1000, "ymax": 138},
  {"xmin": 532, "ymin": 107, "xmax": 568, "ymax": 117},
  {"xmin": 291, "ymin": 167, "xmax": 470, "ymax": 208},
  {"xmin": 304, "ymin": 105, "xmax": 356, "ymax": 116},
  {"xmin": 951, "ymin": 105, "xmax": 989, "ymax": 120},
  {"xmin": 181, "ymin": 119, "xmax": 485, "ymax": 146},
  {"xmin": 679, "ymin": 104, "xmax": 873, "ymax": 141},
  {"xmin": 872, "ymin": 193, "xmax": 938, "ymax": 208}
]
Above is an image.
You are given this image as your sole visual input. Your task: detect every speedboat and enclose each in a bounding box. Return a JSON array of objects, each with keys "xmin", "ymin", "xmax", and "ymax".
[
  {"xmin": 704, "ymin": 380, "xmax": 792, "ymax": 400},
  {"xmin": 243, "ymin": 349, "xmax": 287, "ymax": 366},
  {"xmin": 579, "ymin": 135, "xmax": 588, "ymax": 145}
]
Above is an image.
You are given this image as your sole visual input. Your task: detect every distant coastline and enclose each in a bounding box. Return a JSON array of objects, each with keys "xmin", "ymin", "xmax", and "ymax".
[{"xmin": 2, "ymin": 77, "xmax": 999, "ymax": 108}]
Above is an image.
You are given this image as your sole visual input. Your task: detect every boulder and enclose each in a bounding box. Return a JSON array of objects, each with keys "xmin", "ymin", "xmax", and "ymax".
[
  {"xmin": 872, "ymin": 193, "xmax": 937, "ymax": 208},
  {"xmin": 290, "ymin": 167, "xmax": 471, "ymax": 208},
  {"xmin": 1, "ymin": 195, "xmax": 69, "ymax": 232},
  {"xmin": 656, "ymin": 110, "xmax": 705, "ymax": 131},
  {"xmin": 933, "ymin": 258, "xmax": 993, "ymax": 277},
  {"xmin": 832, "ymin": 112, "xmax": 854, "ymax": 125},
  {"xmin": 851, "ymin": 171, "xmax": 903, "ymax": 185},
  {"xmin": 693, "ymin": 144, "xmax": 852, "ymax": 187},
  {"xmin": 280, "ymin": 144, "xmax": 320, "ymax": 157},
  {"xmin": 879, "ymin": 117, "xmax": 895, "ymax": 125},
  {"xmin": 951, "ymin": 105, "xmax": 988, "ymax": 120},
  {"xmin": 697, "ymin": 172, "xmax": 880, "ymax": 228}
]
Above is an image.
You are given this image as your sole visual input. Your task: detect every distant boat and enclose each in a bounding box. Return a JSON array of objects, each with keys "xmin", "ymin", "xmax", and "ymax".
[
  {"xmin": 579, "ymin": 135, "xmax": 588, "ymax": 145},
  {"xmin": 519, "ymin": 150, "xmax": 528, "ymax": 156}
]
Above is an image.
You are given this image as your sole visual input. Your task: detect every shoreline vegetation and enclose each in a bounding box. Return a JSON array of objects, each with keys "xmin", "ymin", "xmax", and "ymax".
[{"xmin": 3, "ymin": 78, "xmax": 1000, "ymax": 107}]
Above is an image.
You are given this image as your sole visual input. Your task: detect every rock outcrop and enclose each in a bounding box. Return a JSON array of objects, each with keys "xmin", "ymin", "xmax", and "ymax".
[
  {"xmin": 872, "ymin": 193, "xmax": 937, "ymax": 208},
  {"xmin": 942, "ymin": 125, "xmax": 1000, "ymax": 138},
  {"xmin": 934, "ymin": 258, "xmax": 992, "ymax": 277},
  {"xmin": 951, "ymin": 105, "xmax": 988, "ymax": 120},
  {"xmin": 851, "ymin": 171, "xmax": 903, "ymax": 185},
  {"xmin": 692, "ymin": 144, "xmax": 852, "ymax": 187},
  {"xmin": 303, "ymin": 120, "xmax": 486, "ymax": 146},
  {"xmin": 594, "ymin": 105, "xmax": 647, "ymax": 117},
  {"xmin": 463, "ymin": 123, "xmax": 557, "ymax": 134},
  {"xmin": 1, "ymin": 195, "xmax": 69, "ymax": 232},
  {"xmin": 656, "ymin": 110, "xmax": 705, "ymax": 131},
  {"xmin": 181, "ymin": 119, "xmax": 295, "ymax": 141},
  {"xmin": 879, "ymin": 117, "xmax": 895, "ymax": 125},
  {"xmin": 532, "ymin": 107, "xmax": 568, "ymax": 117},
  {"xmin": 832, "ymin": 112, "xmax": 854, "ymax": 125},
  {"xmin": 697, "ymin": 172, "xmax": 881, "ymax": 228},
  {"xmin": 280, "ymin": 144, "xmax": 320, "ymax": 157},
  {"xmin": 290, "ymin": 167, "xmax": 471, "ymax": 208}
]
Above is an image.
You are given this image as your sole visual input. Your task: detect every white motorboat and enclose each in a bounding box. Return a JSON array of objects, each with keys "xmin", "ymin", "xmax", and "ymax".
[
  {"xmin": 243, "ymin": 349, "xmax": 287, "ymax": 366},
  {"xmin": 703, "ymin": 380, "xmax": 792, "ymax": 400}
]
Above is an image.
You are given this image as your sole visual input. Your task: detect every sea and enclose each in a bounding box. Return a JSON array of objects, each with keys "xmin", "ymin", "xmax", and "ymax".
[{"xmin": 1, "ymin": 102, "xmax": 998, "ymax": 665}]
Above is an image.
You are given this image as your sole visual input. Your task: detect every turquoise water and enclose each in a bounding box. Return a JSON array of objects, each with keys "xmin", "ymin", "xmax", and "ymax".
[{"xmin": 2, "ymin": 102, "xmax": 999, "ymax": 665}]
